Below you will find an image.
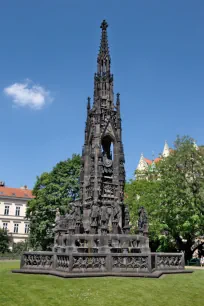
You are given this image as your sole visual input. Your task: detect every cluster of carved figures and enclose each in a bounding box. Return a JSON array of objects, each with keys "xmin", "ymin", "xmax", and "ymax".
[
  {"xmin": 23, "ymin": 254, "xmax": 53, "ymax": 269},
  {"xmin": 55, "ymin": 201, "xmax": 133, "ymax": 236},
  {"xmin": 72, "ymin": 256, "xmax": 106, "ymax": 271},
  {"xmin": 157, "ymin": 255, "xmax": 183, "ymax": 269},
  {"xmin": 54, "ymin": 201, "xmax": 148, "ymax": 236},
  {"xmin": 112, "ymin": 256, "xmax": 148, "ymax": 270}
]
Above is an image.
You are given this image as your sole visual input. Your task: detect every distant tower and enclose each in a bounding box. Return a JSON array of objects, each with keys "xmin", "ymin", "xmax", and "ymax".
[
  {"xmin": 80, "ymin": 20, "xmax": 126, "ymax": 234},
  {"xmin": 193, "ymin": 141, "xmax": 199, "ymax": 150},
  {"xmin": 162, "ymin": 140, "xmax": 170, "ymax": 157}
]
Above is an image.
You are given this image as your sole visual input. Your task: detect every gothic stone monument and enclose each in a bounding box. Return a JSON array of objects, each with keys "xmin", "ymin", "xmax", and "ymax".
[{"xmin": 13, "ymin": 20, "xmax": 189, "ymax": 278}]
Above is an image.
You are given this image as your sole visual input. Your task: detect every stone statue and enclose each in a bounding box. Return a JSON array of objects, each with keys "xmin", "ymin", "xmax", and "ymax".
[
  {"xmin": 124, "ymin": 206, "xmax": 130, "ymax": 227},
  {"xmin": 111, "ymin": 202, "xmax": 121, "ymax": 234},
  {"xmin": 138, "ymin": 206, "xmax": 148, "ymax": 232},
  {"xmin": 55, "ymin": 208, "xmax": 60, "ymax": 223},
  {"xmin": 112, "ymin": 202, "xmax": 120, "ymax": 222},
  {"xmin": 91, "ymin": 202, "xmax": 99, "ymax": 227},
  {"xmin": 100, "ymin": 205, "xmax": 108, "ymax": 228},
  {"xmin": 122, "ymin": 206, "xmax": 130, "ymax": 234}
]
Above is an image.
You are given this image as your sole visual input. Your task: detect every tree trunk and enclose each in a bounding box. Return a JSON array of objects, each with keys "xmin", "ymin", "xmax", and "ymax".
[{"xmin": 175, "ymin": 235, "xmax": 193, "ymax": 263}]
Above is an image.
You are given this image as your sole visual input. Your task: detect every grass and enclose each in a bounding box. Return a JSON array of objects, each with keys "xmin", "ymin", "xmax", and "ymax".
[{"xmin": 0, "ymin": 261, "xmax": 203, "ymax": 306}]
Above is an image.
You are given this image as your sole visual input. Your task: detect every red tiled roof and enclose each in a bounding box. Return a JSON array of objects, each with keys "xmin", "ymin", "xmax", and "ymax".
[
  {"xmin": 154, "ymin": 157, "xmax": 162, "ymax": 163},
  {"xmin": 144, "ymin": 158, "xmax": 152, "ymax": 165},
  {"xmin": 0, "ymin": 186, "xmax": 34, "ymax": 199}
]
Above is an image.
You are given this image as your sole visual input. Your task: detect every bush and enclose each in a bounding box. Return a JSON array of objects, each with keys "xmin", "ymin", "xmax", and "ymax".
[
  {"xmin": 12, "ymin": 241, "xmax": 28, "ymax": 255},
  {"xmin": 0, "ymin": 228, "xmax": 11, "ymax": 253},
  {"xmin": 0, "ymin": 252, "xmax": 20, "ymax": 260}
]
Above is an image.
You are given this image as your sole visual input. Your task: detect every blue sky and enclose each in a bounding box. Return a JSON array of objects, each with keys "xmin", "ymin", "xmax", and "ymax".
[{"xmin": 0, "ymin": 0, "xmax": 204, "ymax": 188}]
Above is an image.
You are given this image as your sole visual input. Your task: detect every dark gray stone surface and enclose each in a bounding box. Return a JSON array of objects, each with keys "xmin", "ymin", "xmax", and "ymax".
[{"xmin": 13, "ymin": 251, "xmax": 190, "ymax": 278}]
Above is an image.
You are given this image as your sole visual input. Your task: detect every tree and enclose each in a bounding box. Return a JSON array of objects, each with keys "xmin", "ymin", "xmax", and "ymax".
[
  {"xmin": 125, "ymin": 179, "xmax": 175, "ymax": 252},
  {"xmin": 12, "ymin": 241, "xmax": 28, "ymax": 255},
  {"xmin": 126, "ymin": 136, "xmax": 204, "ymax": 260},
  {"xmin": 157, "ymin": 136, "xmax": 204, "ymax": 260},
  {"xmin": 26, "ymin": 154, "xmax": 81, "ymax": 251},
  {"xmin": 0, "ymin": 228, "xmax": 10, "ymax": 253}
]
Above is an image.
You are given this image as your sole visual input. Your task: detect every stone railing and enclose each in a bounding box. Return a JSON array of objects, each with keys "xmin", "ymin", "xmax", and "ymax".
[
  {"xmin": 20, "ymin": 251, "xmax": 184, "ymax": 273},
  {"xmin": 152, "ymin": 252, "xmax": 185, "ymax": 271},
  {"xmin": 20, "ymin": 252, "xmax": 54, "ymax": 270}
]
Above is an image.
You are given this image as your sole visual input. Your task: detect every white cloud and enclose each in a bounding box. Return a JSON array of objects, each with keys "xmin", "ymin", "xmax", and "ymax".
[{"xmin": 4, "ymin": 80, "xmax": 53, "ymax": 110}]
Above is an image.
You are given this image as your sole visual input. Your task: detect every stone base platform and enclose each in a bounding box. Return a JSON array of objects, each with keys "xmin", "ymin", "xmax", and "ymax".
[
  {"xmin": 12, "ymin": 268, "xmax": 193, "ymax": 279},
  {"xmin": 12, "ymin": 251, "xmax": 193, "ymax": 279}
]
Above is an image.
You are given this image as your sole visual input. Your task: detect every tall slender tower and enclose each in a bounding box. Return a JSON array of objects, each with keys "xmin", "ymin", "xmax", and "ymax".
[
  {"xmin": 80, "ymin": 20, "xmax": 127, "ymax": 234},
  {"xmin": 16, "ymin": 21, "xmax": 185, "ymax": 279}
]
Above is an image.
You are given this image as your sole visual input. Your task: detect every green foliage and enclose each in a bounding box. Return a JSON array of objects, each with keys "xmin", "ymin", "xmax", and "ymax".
[
  {"xmin": 0, "ymin": 253, "xmax": 20, "ymax": 260},
  {"xmin": 12, "ymin": 241, "xmax": 28, "ymax": 255},
  {"xmin": 26, "ymin": 154, "xmax": 81, "ymax": 251},
  {"xmin": 0, "ymin": 228, "xmax": 11, "ymax": 253},
  {"xmin": 126, "ymin": 136, "xmax": 204, "ymax": 259}
]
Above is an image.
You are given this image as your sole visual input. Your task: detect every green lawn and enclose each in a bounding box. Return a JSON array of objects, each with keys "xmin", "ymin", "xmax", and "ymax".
[{"xmin": 0, "ymin": 261, "xmax": 203, "ymax": 306}]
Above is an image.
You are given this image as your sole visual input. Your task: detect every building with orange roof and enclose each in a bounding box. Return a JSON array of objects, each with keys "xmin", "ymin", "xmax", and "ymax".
[
  {"xmin": 135, "ymin": 140, "xmax": 198, "ymax": 179},
  {"xmin": 135, "ymin": 141, "xmax": 171, "ymax": 178},
  {"xmin": 0, "ymin": 182, "xmax": 34, "ymax": 247}
]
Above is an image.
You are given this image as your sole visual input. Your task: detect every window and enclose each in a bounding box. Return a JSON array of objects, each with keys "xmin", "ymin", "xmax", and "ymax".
[
  {"xmin": 25, "ymin": 224, "xmax": 29, "ymax": 234},
  {"xmin": 15, "ymin": 206, "xmax": 20, "ymax": 216},
  {"xmin": 14, "ymin": 223, "xmax": 19, "ymax": 233},
  {"xmin": 4, "ymin": 205, "xmax": 9, "ymax": 215},
  {"xmin": 3, "ymin": 223, "xmax": 8, "ymax": 231}
]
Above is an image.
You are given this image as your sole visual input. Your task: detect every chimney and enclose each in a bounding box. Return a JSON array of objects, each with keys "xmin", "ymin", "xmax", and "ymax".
[
  {"xmin": 20, "ymin": 185, "xmax": 28, "ymax": 190},
  {"xmin": 0, "ymin": 181, "xmax": 5, "ymax": 187}
]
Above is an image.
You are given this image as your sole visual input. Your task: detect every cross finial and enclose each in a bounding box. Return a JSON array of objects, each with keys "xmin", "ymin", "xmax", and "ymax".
[{"xmin": 100, "ymin": 20, "xmax": 108, "ymax": 30}]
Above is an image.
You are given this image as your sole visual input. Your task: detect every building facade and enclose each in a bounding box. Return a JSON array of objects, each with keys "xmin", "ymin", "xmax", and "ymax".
[
  {"xmin": 136, "ymin": 141, "xmax": 171, "ymax": 173},
  {"xmin": 136, "ymin": 140, "xmax": 199, "ymax": 177},
  {"xmin": 0, "ymin": 183, "xmax": 33, "ymax": 245}
]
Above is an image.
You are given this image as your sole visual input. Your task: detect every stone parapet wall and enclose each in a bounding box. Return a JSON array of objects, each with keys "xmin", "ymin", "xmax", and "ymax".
[{"xmin": 20, "ymin": 251, "xmax": 184, "ymax": 274}]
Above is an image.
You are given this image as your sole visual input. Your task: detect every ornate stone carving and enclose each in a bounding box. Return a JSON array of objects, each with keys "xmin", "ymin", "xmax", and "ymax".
[
  {"xmin": 23, "ymin": 254, "xmax": 53, "ymax": 269},
  {"xmin": 72, "ymin": 256, "xmax": 106, "ymax": 271},
  {"xmin": 112, "ymin": 256, "xmax": 148, "ymax": 270},
  {"xmin": 157, "ymin": 255, "xmax": 182, "ymax": 269},
  {"xmin": 57, "ymin": 255, "xmax": 69, "ymax": 270}
]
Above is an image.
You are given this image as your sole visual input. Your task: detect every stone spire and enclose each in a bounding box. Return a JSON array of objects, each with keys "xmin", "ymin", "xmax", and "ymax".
[
  {"xmin": 162, "ymin": 140, "xmax": 170, "ymax": 157},
  {"xmin": 97, "ymin": 20, "xmax": 110, "ymax": 75},
  {"xmin": 94, "ymin": 20, "xmax": 114, "ymax": 110},
  {"xmin": 80, "ymin": 20, "xmax": 126, "ymax": 235}
]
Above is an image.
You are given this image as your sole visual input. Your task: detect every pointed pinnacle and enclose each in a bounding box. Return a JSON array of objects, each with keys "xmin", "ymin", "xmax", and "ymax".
[
  {"xmin": 100, "ymin": 20, "xmax": 108, "ymax": 30},
  {"xmin": 99, "ymin": 20, "xmax": 109, "ymax": 57},
  {"xmin": 116, "ymin": 93, "xmax": 120, "ymax": 104},
  {"xmin": 87, "ymin": 97, "xmax": 91, "ymax": 110}
]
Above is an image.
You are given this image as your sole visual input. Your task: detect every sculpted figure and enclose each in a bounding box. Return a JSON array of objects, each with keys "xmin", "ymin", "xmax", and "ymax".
[
  {"xmin": 65, "ymin": 203, "xmax": 76, "ymax": 229},
  {"xmin": 55, "ymin": 208, "xmax": 60, "ymax": 222},
  {"xmin": 124, "ymin": 206, "xmax": 130, "ymax": 227},
  {"xmin": 91, "ymin": 202, "xmax": 99, "ymax": 226},
  {"xmin": 138, "ymin": 206, "xmax": 148, "ymax": 231},
  {"xmin": 101, "ymin": 205, "xmax": 108, "ymax": 227},
  {"xmin": 112, "ymin": 202, "xmax": 121, "ymax": 222}
]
